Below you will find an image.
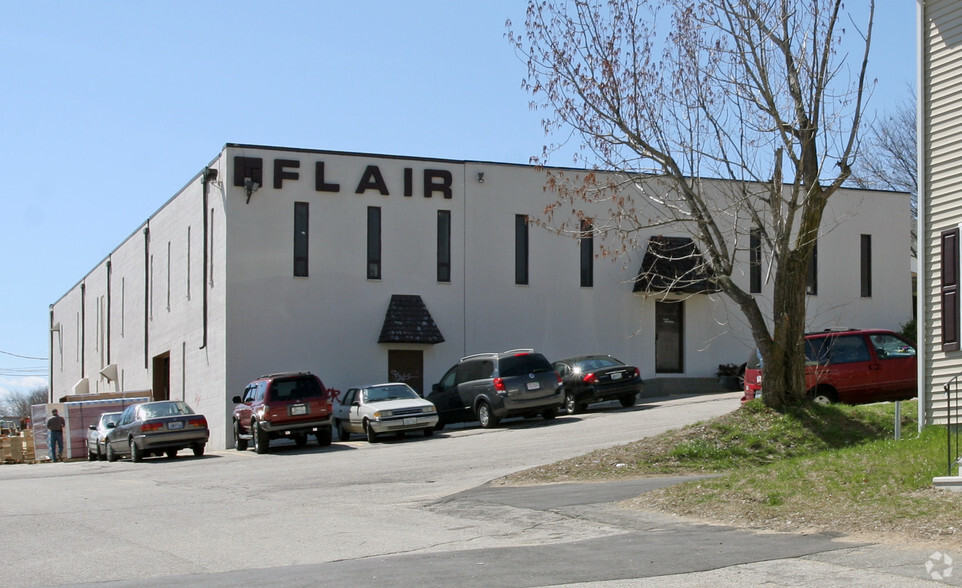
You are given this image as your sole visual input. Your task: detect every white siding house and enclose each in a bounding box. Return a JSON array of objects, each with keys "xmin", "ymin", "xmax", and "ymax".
[
  {"xmin": 918, "ymin": 0, "xmax": 962, "ymax": 428},
  {"xmin": 49, "ymin": 144, "xmax": 913, "ymax": 449}
]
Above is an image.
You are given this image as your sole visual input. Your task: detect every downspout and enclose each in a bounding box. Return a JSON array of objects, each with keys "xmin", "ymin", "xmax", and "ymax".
[
  {"xmin": 48, "ymin": 306, "xmax": 55, "ymax": 403},
  {"xmin": 916, "ymin": 0, "xmax": 927, "ymax": 432},
  {"xmin": 200, "ymin": 167, "xmax": 217, "ymax": 349},
  {"xmin": 106, "ymin": 259, "xmax": 112, "ymax": 365},
  {"xmin": 144, "ymin": 225, "xmax": 150, "ymax": 369},
  {"xmin": 80, "ymin": 282, "xmax": 86, "ymax": 379}
]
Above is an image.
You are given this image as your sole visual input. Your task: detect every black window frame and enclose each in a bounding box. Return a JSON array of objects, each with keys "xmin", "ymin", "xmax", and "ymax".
[
  {"xmin": 293, "ymin": 202, "xmax": 309, "ymax": 277},
  {"xmin": 580, "ymin": 219, "xmax": 594, "ymax": 288},
  {"xmin": 437, "ymin": 210, "xmax": 451, "ymax": 283},
  {"xmin": 367, "ymin": 206, "xmax": 381, "ymax": 280},
  {"xmin": 942, "ymin": 227, "xmax": 960, "ymax": 352},
  {"xmin": 515, "ymin": 214, "xmax": 529, "ymax": 285},
  {"xmin": 749, "ymin": 228, "xmax": 762, "ymax": 294},
  {"xmin": 860, "ymin": 234, "xmax": 872, "ymax": 297}
]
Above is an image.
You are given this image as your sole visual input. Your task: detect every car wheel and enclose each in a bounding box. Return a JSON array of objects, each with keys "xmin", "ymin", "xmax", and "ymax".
[
  {"xmin": 192, "ymin": 443, "xmax": 205, "ymax": 457},
  {"xmin": 293, "ymin": 433, "xmax": 308, "ymax": 447},
  {"xmin": 316, "ymin": 426, "xmax": 332, "ymax": 447},
  {"xmin": 106, "ymin": 440, "xmax": 118, "ymax": 462},
  {"xmin": 337, "ymin": 420, "xmax": 351, "ymax": 442},
  {"xmin": 477, "ymin": 401, "xmax": 498, "ymax": 428},
  {"xmin": 564, "ymin": 392, "xmax": 579, "ymax": 415},
  {"xmin": 619, "ymin": 394, "xmax": 637, "ymax": 408},
  {"xmin": 87, "ymin": 446, "xmax": 97, "ymax": 461},
  {"xmin": 253, "ymin": 421, "xmax": 269, "ymax": 454},
  {"xmin": 166, "ymin": 449, "xmax": 178, "ymax": 459},
  {"xmin": 233, "ymin": 421, "xmax": 248, "ymax": 451},
  {"xmin": 364, "ymin": 420, "xmax": 378, "ymax": 443},
  {"xmin": 130, "ymin": 439, "xmax": 143, "ymax": 463},
  {"xmin": 810, "ymin": 387, "xmax": 837, "ymax": 405},
  {"xmin": 542, "ymin": 406, "xmax": 558, "ymax": 420},
  {"xmin": 97, "ymin": 444, "xmax": 106, "ymax": 461},
  {"xmin": 424, "ymin": 427, "xmax": 434, "ymax": 437}
]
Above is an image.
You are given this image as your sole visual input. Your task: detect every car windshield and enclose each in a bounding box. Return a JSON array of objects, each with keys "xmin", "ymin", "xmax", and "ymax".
[
  {"xmin": 499, "ymin": 354, "xmax": 552, "ymax": 377},
  {"xmin": 142, "ymin": 401, "xmax": 194, "ymax": 419},
  {"xmin": 363, "ymin": 385, "xmax": 418, "ymax": 403},
  {"xmin": 99, "ymin": 413, "xmax": 120, "ymax": 427}
]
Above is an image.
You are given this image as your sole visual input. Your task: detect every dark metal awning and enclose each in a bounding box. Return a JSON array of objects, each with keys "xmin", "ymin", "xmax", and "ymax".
[
  {"xmin": 378, "ymin": 295, "xmax": 445, "ymax": 344},
  {"xmin": 633, "ymin": 236, "xmax": 720, "ymax": 294}
]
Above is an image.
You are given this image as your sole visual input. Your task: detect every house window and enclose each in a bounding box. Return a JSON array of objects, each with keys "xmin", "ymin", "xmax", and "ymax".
[
  {"xmin": 860, "ymin": 234, "xmax": 872, "ymax": 298},
  {"xmin": 806, "ymin": 240, "xmax": 818, "ymax": 296},
  {"xmin": 580, "ymin": 219, "xmax": 594, "ymax": 288},
  {"xmin": 294, "ymin": 202, "xmax": 309, "ymax": 277},
  {"xmin": 941, "ymin": 227, "xmax": 960, "ymax": 352},
  {"xmin": 367, "ymin": 206, "xmax": 381, "ymax": 279},
  {"xmin": 437, "ymin": 210, "xmax": 451, "ymax": 283},
  {"xmin": 750, "ymin": 228, "xmax": 762, "ymax": 294},
  {"xmin": 515, "ymin": 214, "xmax": 529, "ymax": 285}
]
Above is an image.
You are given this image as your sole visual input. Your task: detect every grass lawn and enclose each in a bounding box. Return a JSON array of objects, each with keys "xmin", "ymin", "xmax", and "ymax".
[{"xmin": 498, "ymin": 400, "xmax": 962, "ymax": 548}]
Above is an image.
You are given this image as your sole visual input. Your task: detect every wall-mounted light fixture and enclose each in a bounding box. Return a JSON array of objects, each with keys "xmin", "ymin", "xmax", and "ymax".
[
  {"xmin": 203, "ymin": 167, "xmax": 219, "ymax": 183},
  {"xmin": 244, "ymin": 177, "xmax": 260, "ymax": 203},
  {"xmin": 476, "ymin": 172, "xmax": 485, "ymax": 184}
]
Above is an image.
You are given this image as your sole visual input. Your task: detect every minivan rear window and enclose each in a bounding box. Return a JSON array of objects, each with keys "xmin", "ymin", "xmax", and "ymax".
[{"xmin": 500, "ymin": 354, "xmax": 551, "ymax": 377}]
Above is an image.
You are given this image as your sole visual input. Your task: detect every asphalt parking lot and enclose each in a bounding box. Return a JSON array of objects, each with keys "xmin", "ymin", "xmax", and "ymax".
[{"xmin": 1, "ymin": 392, "xmax": 956, "ymax": 587}]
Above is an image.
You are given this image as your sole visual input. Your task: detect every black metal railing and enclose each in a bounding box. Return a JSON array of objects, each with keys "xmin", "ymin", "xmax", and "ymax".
[{"xmin": 943, "ymin": 373, "xmax": 962, "ymax": 476}]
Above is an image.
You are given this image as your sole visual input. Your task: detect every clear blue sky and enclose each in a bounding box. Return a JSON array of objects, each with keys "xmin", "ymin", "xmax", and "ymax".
[{"xmin": 0, "ymin": 1, "xmax": 917, "ymax": 399}]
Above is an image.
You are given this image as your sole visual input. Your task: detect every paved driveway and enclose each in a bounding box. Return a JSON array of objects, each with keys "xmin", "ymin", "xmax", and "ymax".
[{"xmin": 1, "ymin": 392, "xmax": 954, "ymax": 587}]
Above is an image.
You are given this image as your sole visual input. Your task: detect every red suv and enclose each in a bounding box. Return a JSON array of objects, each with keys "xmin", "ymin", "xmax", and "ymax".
[
  {"xmin": 232, "ymin": 372, "xmax": 333, "ymax": 453},
  {"xmin": 742, "ymin": 329, "xmax": 917, "ymax": 405}
]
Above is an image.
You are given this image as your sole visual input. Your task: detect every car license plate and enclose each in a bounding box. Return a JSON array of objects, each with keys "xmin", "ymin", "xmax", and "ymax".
[
  {"xmin": 167, "ymin": 421, "xmax": 184, "ymax": 430},
  {"xmin": 526, "ymin": 381, "xmax": 540, "ymax": 390},
  {"xmin": 611, "ymin": 372, "xmax": 623, "ymax": 380},
  {"xmin": 404, "ymin": 417, "xmax": 417, "ymax": 426},
  {"xmin": 291, "ymin": 404, "xmax": 307, "ymax": 416}
]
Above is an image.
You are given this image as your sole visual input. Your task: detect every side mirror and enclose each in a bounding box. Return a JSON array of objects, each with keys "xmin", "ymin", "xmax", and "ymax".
[
  {"xmin": 106, "ymin": 422, "xmax": 117, "ymax": 429},
  {"xmin": 88, "ymin": 424, "xmax": 96, "ymax": 431},
  {"xmin": 232, "ymin": 396, "xmax": 242, "ymax": 404}
]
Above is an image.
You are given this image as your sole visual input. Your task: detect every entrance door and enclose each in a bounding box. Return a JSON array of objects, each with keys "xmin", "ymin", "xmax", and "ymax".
[
  {"xmin": 388, "ymin": 350, "xmax": 424, "ymax": 395},
  {"xmin": 655, "ymin": 301, "xmax": 684, "ymax": 373},
  {"xmin": 152, "ymin": 352, "xmax": 170, "ymax": 400}
]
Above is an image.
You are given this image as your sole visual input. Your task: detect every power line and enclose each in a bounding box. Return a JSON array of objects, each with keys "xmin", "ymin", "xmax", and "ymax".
[{"xmin": 0, "ymin": 350, "xmax": 48, "ymax": 361}]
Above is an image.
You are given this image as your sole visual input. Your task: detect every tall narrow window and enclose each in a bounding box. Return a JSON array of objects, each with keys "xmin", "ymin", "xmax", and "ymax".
[
  {"xmin": 186, "ymin": 226, "xmax": 191, "ymax": 301},
  {"xmin": 806, "ymin": 240, "xmax": 818, "ymax": 295},
  {"xmin": 749, "ymin": 229, "xmax": 762, "ymax": 294},
  {"xmin": 367, "ymin": 206, "xmax": 381, "ymax": 279},
  {"xmin": 166, "ymin": 241, "xmax": 171, "ymax": 311},
  {"xmin": 437, "ymin": 210, "xmax": 451, "ymax": 283},
  {"xmin": 580, "ymin": 219, "xmax": 594, "ymax": 287},
  {"xmin": 941, "ymin": 228, "xmax": 960, "ymax": 352},
  {"xmin": 515, "ymin": 214, "xmax": 529, "ymax": 285},
  {"xmin": 294, "ymin": 202, "xmax": 309, "ymax": 277},
  {"xmin": 860, "ymin": 234, "xmax": 872, "ymax": 297}
]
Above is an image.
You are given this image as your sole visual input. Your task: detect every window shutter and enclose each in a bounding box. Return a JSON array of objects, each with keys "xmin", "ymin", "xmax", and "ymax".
[{"xmin": 941, "ymin": 228, "xmax": 960, "ymax": 352}]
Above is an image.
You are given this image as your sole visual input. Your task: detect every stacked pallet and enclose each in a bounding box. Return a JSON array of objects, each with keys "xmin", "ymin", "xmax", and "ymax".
[{"xmin": 1, "ymin": 430, "xmax": 36, "ymax": 464}]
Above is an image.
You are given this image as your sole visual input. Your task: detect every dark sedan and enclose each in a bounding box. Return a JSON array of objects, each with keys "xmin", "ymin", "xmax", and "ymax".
[
  {"xmin": 104, "ymin": 400, "xmax": 209, "ymax": 462},
  {"xmin": 551, "ymin": 355, "xmax": 644, "ymax": 414}
]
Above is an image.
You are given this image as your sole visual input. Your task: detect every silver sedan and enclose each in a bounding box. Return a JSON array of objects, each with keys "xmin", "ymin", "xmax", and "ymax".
[
  {"xmin": 333, "ymin": 383, "xmax": 438, "ymax": 443},
  {"xmin": 86, "ymin": 411, "xmax": 121, "ymax": 461},
  {"xmin": 104, "ymin": 400, "xmax": 209, "ymax": 462}
]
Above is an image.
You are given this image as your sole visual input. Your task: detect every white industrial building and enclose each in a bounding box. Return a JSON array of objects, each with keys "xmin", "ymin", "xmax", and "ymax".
[{"xmin": 48, "ymin": 144, "xmax": 913, "ymax": 449}]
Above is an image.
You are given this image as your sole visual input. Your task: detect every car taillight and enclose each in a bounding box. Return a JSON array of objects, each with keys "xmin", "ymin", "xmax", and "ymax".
[
  {"xmin": 583, "ymin": 373, "xmax": 599, "ymax": 385},
  {"xmin": 141, "ymin": 421, "xmax": 163, "ymax": 433},
  {"xmin": 187, "ymin": 416, "xmax": 207, "ymax": 429},
  {"xmin": 493, "ymin": 377, "xmax": 507, "ymax": 391},
  {"xmin": 631, "ymin": 367, "xmax": 640, "ymax": 379}
]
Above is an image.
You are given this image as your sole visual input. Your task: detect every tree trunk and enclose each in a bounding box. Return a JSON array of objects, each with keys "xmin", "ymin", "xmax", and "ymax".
[{"xmin": 761, "ymin": 250, "xmax": 810, "ymax": 408}]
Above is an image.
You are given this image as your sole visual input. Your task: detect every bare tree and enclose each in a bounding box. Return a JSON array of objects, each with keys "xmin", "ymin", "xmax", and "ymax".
[
  {"xmin": 852, "ymin": 94, "xmax": 917, "ymax": 255},
  {"xmin": 509, "ymin": 0, "xmax": 873, "ymax": 409},
  {"xmin": 0, "ymin": 386, "xmax": 48, "ymax": 420}
]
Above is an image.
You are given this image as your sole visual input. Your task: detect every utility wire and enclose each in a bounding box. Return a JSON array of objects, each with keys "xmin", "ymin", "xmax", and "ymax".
[{"xmin": 0, "ymin": 350, "xmax": 48, "ymax": 361}]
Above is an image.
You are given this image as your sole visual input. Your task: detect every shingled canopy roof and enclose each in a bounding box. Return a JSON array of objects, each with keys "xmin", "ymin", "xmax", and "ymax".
[
  {"xmin": 633, "ymin": 236, "xmax": 720, "ymax": 295},
  {"xmin": 378, "ymin": 294, "xmax": 445, "ymax": 344}
]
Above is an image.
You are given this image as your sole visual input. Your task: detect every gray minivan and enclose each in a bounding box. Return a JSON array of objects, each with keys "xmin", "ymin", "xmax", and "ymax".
[{"xmin": 427, "ymin": 349, "xmax": 563, "ymax": 429}]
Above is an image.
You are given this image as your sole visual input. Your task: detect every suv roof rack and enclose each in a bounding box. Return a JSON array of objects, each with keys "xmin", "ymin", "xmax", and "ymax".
[
  {"xmin": 459, "ymin": 352, "xmax": 500, "ymax": 361},
  {"xmin": 502, "ymin": 348, "xmax": 534, "ymax": 355},
  {"xmin": 257, "ymin": 371, "xmax": 313, "ymax": 379}
]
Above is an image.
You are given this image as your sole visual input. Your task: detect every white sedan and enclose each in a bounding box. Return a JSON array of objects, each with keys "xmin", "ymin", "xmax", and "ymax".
[{"xmin": 334, "ymin": 383, "xmax": 439, "ymax": 443}]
